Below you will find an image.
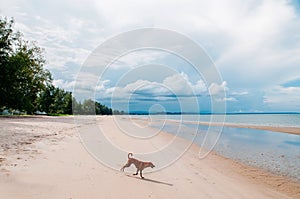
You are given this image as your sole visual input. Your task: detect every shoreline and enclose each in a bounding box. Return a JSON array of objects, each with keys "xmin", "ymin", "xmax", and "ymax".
[
  {"xmin": 128, "ymin": 115, "xmax": 300, "ymax": 135},
  {"xmin": 197, "ymin": 121, "xmax": 300, "ymax": 135},
  {"xmin": 187, "ymin": 143, "xmax": 300, "ymax": 198},
  {"xmin": 0, "ymin": 116, "xmax": 299, "ymax": 198}
]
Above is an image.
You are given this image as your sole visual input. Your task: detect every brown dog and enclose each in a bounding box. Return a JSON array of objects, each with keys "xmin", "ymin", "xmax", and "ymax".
[{"xmin": 121, "ymin": 153, "xmax": 155, "ymax": 178}]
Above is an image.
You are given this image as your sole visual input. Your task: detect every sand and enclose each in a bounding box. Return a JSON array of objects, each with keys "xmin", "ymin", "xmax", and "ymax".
[
  {"xmin": 195, "ymin": 121, "xmax": 300, "ymax": 135},
  {"xmin": 0, "ymin": 116, "xmax": 299, "ymax": 199}
]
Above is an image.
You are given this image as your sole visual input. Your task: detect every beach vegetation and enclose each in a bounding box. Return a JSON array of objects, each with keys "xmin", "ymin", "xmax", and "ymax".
[
  {"xmin": 0, "ymin": 17, "xmax": 51, "ymax": 114},
  {"xmin": 72, "ymin": 99, "xmax": 112, "ymax": 115}
]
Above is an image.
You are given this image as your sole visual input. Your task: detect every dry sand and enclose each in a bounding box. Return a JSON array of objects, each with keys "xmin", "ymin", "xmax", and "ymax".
[{"xmin": 0, "ymin": 116, "xmax": 299, "ymax": 199}]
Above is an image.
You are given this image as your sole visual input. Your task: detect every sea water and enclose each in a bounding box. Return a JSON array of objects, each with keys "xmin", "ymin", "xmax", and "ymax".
[
  {"xmin": 133, "ymin": 114, "xmax": 300, "ymax": 180},
  {"xmin": 149, "ymin": 114, "xmax": 300, "ymax": 128}
]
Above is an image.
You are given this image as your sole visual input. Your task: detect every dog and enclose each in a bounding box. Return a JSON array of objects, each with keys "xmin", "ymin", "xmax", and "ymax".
[{"xmin": 120, "ymin": 153, "xmax": 155, "ymax": 179}]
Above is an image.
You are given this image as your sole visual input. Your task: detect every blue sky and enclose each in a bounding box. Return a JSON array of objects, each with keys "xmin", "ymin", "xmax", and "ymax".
[{"xmin": 1, "ymin": 0, "xmax": 300, "ymax": 113}]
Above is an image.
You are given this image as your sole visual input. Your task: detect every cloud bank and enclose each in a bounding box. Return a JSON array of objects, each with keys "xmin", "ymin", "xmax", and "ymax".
[{"xmin": 1, "ymin": 0, "xmax": 300, "ymax": 112}]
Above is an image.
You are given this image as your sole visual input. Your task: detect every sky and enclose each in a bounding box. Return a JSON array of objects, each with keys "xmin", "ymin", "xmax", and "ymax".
[{"xmin": 1, "ymin": 0, "xmax": 300, "ymax": 113}]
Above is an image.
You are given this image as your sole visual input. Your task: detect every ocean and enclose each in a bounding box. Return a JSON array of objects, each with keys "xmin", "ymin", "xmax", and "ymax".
[
  {"xmin": 131, "ymin": 114, "xmax": 300, "ymax": 180},
  {"xmin": 144, "ymin": 113, "xmax": 300, "ymax": 128}
]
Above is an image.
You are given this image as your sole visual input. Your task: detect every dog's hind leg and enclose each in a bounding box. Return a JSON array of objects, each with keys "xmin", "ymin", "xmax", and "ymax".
[
  {"xmin": 140, "ymin": 170, "xmax": 144, "ymax": 179},
  {"xmin": 121, "ymin": 161, "xmax": 132, "ymax": 171}
]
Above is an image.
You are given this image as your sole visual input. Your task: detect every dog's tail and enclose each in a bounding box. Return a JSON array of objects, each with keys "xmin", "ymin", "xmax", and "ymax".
[{"xmin": 128, "ymin": 153, "xmax": 133, "ymax": 159}]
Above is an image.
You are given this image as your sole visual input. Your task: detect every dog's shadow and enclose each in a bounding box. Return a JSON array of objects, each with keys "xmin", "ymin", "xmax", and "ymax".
[{"xmin": 125, "ymin": 174, "xmax": 173, "ymax": 186}]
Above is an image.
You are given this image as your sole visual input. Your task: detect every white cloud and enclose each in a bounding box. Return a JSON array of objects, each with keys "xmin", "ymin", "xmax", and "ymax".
[
  {"xmin": 110, "ymin": 50, "xmax": 168, "ymax": 69},
  {"xmin": 1, "ymin": 0, "xmax": 102, "ymax": 73},
  {"xmin": 105, "ymin": 79, "xmax": 168, "ymax": 100},
  {"xmin": 53, "ymin": 79, "xmax": 76, "ymax": 91},
  {"xmin": 216, "ymin": 97, "xmax": 237, "ymax": 102},
  {"xmin": 4, "ymin": 0, "xmax": 300, "ymax": 85},
  {"xmin": 208, "ymin": 81, "xmax": 228, "ymax": 95},
  {"xmin": 163, "ymin": 73, "xmax": 193, "ymax": 95},
  {"xmin": 101, "ymin": 73, "xmax": 210, "ymax": 100},
  {"xmin": 263, "ymin": 86, "xmax": 300, "ymax": 110},
  {"xmin": 163, "ymin": 73, "xmax": 208, "ymax": 96},
  {"xmin": 95, "ymin": 80, "xmax": 110, "ymax": 91},
  {"xmin": 215, "ymin": 0, "xmax": 300, "ymax": 87},
  {"xmin": 231, "ymin": 91, "xmax": 249, "ymax": 96}
]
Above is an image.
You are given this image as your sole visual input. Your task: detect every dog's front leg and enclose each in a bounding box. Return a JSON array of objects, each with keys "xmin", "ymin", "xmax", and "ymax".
[{"xmin": 133, "ymin": 169, "xmax": 139, "ymax": 175}]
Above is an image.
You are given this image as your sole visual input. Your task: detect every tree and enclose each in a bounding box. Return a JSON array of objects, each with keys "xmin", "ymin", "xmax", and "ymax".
[
  {"xmin": 37, "ymin": 84, "xmax": 55, "ymax": 113},
  {"xmin": 95, "ymin": 101, "xmax": 112, "ymax": 115},
  {"xmin": 72, "ymin": 99, "xmax": 112, "ymax": 115},
  {"xmin": 0, "ymin": 17, "xmax": 51, "ymax": 114},
  {"xmin": 82, "ymin": 99, "xmax": 95, "ymax": 115},
  {"xmin": 72, "ymin": 98, "xmax": 82, "ymax": 115},
  {"xmin": 62, "ymin": 91, "xmax": 73, "ymax": 114},
  {"xmin": 37, "ymin": 85, "xmax": 73, "ymax": 114}
]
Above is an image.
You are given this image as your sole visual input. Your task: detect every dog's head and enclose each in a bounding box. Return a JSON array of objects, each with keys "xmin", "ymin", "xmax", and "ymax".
[{"xmin": 150, "ymin": 162, "xmax": 155, "ymax": 168}]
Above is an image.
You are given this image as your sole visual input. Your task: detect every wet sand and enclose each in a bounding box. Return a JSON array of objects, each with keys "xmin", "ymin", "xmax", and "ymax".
[{"xmin": 195, "ymin": 121, "xmax": 300, "ymax": 135}]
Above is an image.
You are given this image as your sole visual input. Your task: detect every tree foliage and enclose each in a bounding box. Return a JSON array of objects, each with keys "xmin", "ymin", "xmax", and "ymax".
[
  {"xmin": 37, "ymin": 85, "xmax": 73, "ymax": 114},
  {"xmin": 0, "ymin": 17, "xmax": 113, "ymax": 115},
  {"xmin": 73, "ymin": 99, "xmax": 112, "ymax": 115},
  {"xmin": 0, "ymin": 17, "xmax": 51, "ymax": 114}
]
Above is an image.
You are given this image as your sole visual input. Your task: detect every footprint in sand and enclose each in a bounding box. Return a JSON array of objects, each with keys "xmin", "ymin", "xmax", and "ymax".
[{"xmin": 0, "ymin": 168, "xmax": 10, "ymax": 173}]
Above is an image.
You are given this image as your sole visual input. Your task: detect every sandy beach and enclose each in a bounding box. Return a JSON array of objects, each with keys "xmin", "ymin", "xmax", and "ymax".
[{"xmin": 0, "ymin": 116, "xmax": 299, "ymax": 199}]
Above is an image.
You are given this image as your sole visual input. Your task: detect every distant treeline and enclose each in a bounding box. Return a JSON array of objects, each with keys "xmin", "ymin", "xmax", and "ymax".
[
  {"xmin": 0, "ymin": 17, "xmax": 113, "ymax": 115},
  {"xmin": 73, "ymin": 99, "xmax": 112, "ymax": 115}
]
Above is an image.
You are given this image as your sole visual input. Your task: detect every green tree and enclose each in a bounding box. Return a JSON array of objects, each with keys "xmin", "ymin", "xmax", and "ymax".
[
  {"xmin": 37, "ymin": 85, "xmax": 73, "ymax": 114},
  {"xmin": 72, "ymin": 98, "xmax": 82, "ymax": 115},
  {"xmin": 95, "ymin": 101, "xmax": 112, "ymax": 115},
  {"xmin": 0, "ymin": 17, "xmax": 51, "ymax": 114},
  {"xmin": 37, "ymin": 84, "xmax": 55, "ymax": 113},
  {"xmin": 82, "ymin": 99, "xmax": 95, "ymax": 115},
  {"xmin": 62, "ymin": 91, "xmax": 73, "ymax": 114},
  {"xmin": 72, "ymin": 99, "xmax": 112, "ymax": 115}
]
